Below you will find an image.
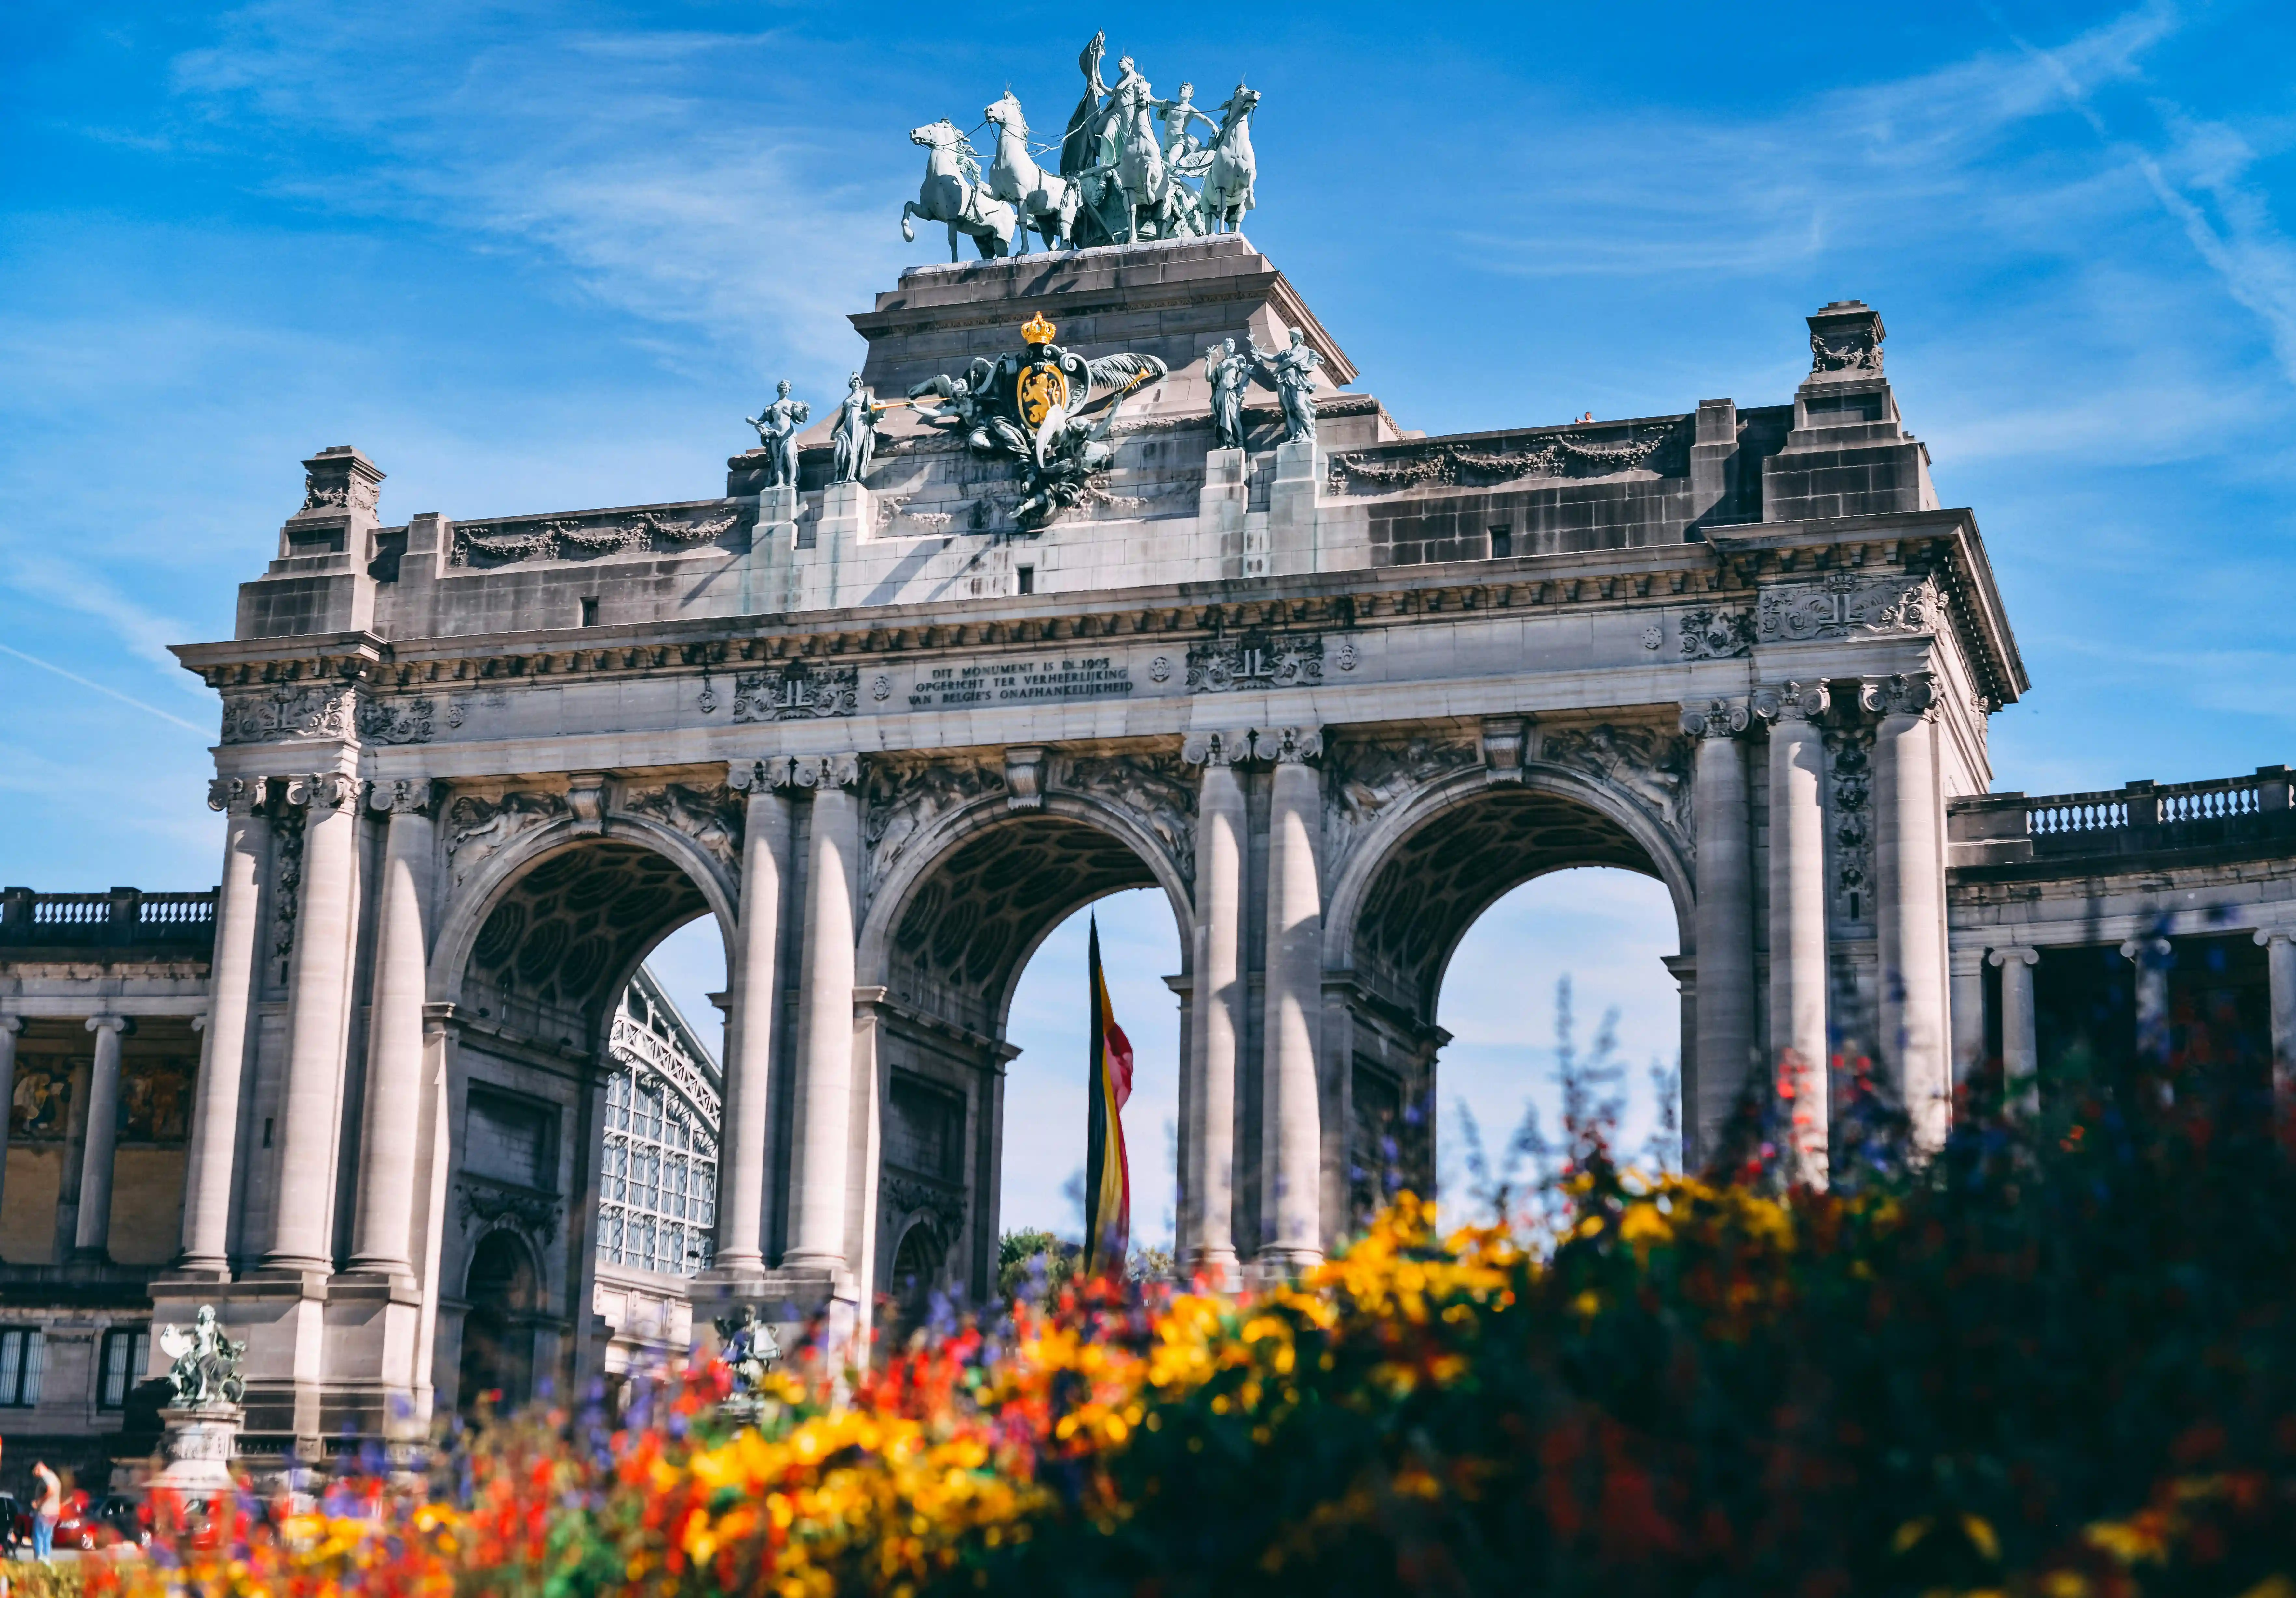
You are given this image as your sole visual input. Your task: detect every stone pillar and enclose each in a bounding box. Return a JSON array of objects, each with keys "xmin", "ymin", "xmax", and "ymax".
[
  {"xmin": 1948, "ymin": 945, "xmax": 1988, "ymax": 1089},
  {"xmin": 0, "ymin": 1015, "xmax": 21, "ymax": 1249},
  {"xmin": 265, "ymin": 771, "xmax": 361, "ymax": 1273},
  {"xmin": 1990, "ymin": 947, "xmax": 2040, "ymax": 1108},
  {"xmin": 1866, "ymin": 674, "xmax": 1950, "ymax": 1151},
  {"xmin": 2121, "ymin": 934, "xmax": 2173, "ymax": 1068},
  {"xmin": 181, "ymin": 779, "xmax": 271, "ymax": 1274},
  {"xmin": 74, "ymin": 1016, "xmax": 130, "ymax": 1257},
  {"xmin": 1180, "ymin": 729, "xmax": 1249, "ymax": 1284},
  {"xmin": 2255, "ymin": 928, "xmax": 2296, "ymax": 1108},
  {"xmin": 1258, "ymin": 725, "xmax": 1324, "ymax": 1272},
  {"xmin": 1682, "ymin": 698, "xmax": 1752, "ymax": 1167},
  {"xmin": 347, "ymin": 781, "xmax": 436, "ymax": 1278},
  {"xmin": 1758, "ymin": 682, "xmax": 1830, "ymax": 1185},
  {"xmin": 784, "ymin": 754, "xmax": 862, "ymax": 1278},
  {"xmin": 715, "ymin": 759, "xmax": 792, "ymax": 1278}
]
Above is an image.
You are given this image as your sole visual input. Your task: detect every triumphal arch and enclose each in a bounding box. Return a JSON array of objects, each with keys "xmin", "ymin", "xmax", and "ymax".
[{"xmin": 27, "ymin": 39, "xmax": 2293, "ymax": 1471}]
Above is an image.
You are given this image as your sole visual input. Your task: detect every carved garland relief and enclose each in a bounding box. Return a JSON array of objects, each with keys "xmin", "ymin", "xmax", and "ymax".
[{"xmin": 1757, "ymin": 574, "xmax": 1938, "ymax": 643}]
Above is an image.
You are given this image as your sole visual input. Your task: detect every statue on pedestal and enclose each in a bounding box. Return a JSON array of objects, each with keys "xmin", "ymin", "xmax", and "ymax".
[
  {"xmin": 158, "ymin": 1304, "xmax": 246, "ymax": 1409},
  {"xmin": 713, "ymin": 1304, "xmax": 782, "ymax": 1415},
  {"xmin": 831, "ymin": 374, "xmax": 891, "ymax": 485},
  {"xmin": 744, "ymin": 381, "xmax": 810, "ymax": 488},
  {"xmin": 1204, "ymin": 338, "xmax": 1251, "ymax": 450},
  {"xmin": 1250, "ymin": 327, "xmax": 1323, "ymax": 445}
]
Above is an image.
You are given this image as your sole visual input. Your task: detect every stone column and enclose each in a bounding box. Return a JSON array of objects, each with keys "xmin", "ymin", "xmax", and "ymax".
[
  {"xmin": 2254, "ymin": 928, "xmax": 2296, "ymax": 1108},
  {"xmin": 265, "ymin": 771, "xmax": 361, "ymax": 1273},
  {"xmin": 348, "ymin": 780, "xmax": 436, "ymax": 1278},
  {"xmin": 715, "ymin": 759, "xmax": 792, "ymax": 1278},
  {"xmin": 1758, "ymin": 682, "xmax": 1830, "ymax": 1185},
  {"xmin": 2121, "ymin": 934, "xmax": 2173, "ymax": 1068},
  {"xmin": 1180, "ymin": 730, "xmax": 1249, "ymax": 1284},
  {"xmin": 1948, "ymin": 945, "xmax": 1988, "ymax": 1089},
  {"xmin": 1866, "ymin": 674, "xmax": 1950, "ymax": 1151},
  {"xmin": 74, "ymin": 1016, "xmax": 130, "ymax": 1257},
  {"xmin": 181, "ymin": 778, "xmax": 271, "ymax": 1274},
  {"xmin": 1258, "ymin": 725, "xmax": 1324, "ymax": 1272},
  {"xmin": 1990, "ymin": 947, "xmax": 2040, "ymax": 1109},
  {"xmin": 0, "ymin": 1015, "xmax": 21, "ymax": 1248},
  {"xmin": 784, "ymin": 755, "xmax": 862, "ymax": 1277},
  {"xmin": 1682, "ymin": 698, "xmax": 1753, "ymax": 1167}
]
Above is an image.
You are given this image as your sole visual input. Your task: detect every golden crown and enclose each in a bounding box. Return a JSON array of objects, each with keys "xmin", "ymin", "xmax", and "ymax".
[{"xmin": 1020, "ymin": 312, "xmax": 1057, "ymax": 345}]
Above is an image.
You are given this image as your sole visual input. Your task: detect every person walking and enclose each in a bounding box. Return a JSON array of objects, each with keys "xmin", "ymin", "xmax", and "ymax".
[{"xmin": 28, "ymin": 1462, "xmax": 58, "ymax": 1562}]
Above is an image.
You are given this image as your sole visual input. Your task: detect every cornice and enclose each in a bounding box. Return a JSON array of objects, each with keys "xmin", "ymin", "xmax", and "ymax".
[{"xmin": 171, "ymin": 510, "xmax": 2016, "ymax": 710}]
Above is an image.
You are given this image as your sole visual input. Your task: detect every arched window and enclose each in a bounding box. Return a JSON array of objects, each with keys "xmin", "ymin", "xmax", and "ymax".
[{"xmin": 596, "ymin": 968, "xmax": 720, "ymax": 1278}]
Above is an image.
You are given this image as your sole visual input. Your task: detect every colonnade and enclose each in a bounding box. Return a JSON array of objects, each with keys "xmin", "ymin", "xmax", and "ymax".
[{"xmin": 1685, "ymin": 672, "xmax": 1956, "ymax": 1172}]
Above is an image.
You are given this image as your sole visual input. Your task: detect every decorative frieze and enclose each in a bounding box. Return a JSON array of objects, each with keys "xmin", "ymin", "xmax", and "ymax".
[
  {"xmin": 449, "ymin": 507, "xmax": 743, "ymax": 568},
  {"xmin": 1757, "ymin": 574, "xmax": 1936, "ymax": 643},
  {"xmin": 1677, "ymin": 606, "xmax": 1754, "ymax": 660},
  {"xmin": 863, "ymin": 756, "xmax": 1001, "ymax": 890},
  {"xmin": 732, "ymin": 663, "xmax": 859, "ymax": 722},
  {"xmin": 1329, "ymin": 422, "xmax": 1684, "ymax": 489},
  {"xmin": 220, "ymin": 684, "xmax": 353, "ymax": 745},
  {"xmin": 1187, "ymin": 633, "xmax": 1323, "ymax": 693},
  {"xmin": 454, "ymin": 1174, "xmax": 560, "ymax": 1244},
  {"xmin": 357, "ymin": 696, "xmax": 435, "ymax": 745},
  {"xmin": 1329, "ymin": 735, "xmax": 1479, "ymax": 838}
]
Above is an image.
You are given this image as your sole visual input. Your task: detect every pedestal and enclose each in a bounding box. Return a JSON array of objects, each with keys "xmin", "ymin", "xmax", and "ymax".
[
  {"xmin": 157, "ymin": 1404, "xmax": 241, "ymax": 1496},
  {"xmin": 1267, "ymin": 439, "xmax": 1322, "ymax": 576},
  {"xmin": 801, "ymin": 482, "xmax": 874, "ymax": 611},
  {"xmin": 1199, "ymin": 447, "xmax": 1257, "ymax": 578}
]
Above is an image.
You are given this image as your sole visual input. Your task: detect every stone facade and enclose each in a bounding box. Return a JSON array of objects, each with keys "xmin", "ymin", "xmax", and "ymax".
[{"xmin": 3, "ymin": 238, "xmax": 2288, "ymax": 1466}]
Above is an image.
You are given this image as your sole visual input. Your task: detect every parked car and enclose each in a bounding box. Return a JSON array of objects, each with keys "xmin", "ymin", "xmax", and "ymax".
[
  {"xmin": 0, "ymin": 1493, "xmax": 30, "ymax": 1554},
  {"xmin": 52, "ymin": 1492, "xmax": 147, "ymax": 1551}
]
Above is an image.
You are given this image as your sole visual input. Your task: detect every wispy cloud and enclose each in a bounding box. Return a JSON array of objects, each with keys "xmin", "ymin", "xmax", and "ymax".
[
  {"xmin": 0, "ymin": 642, "xmax": 209, "ymax": 734},
  {"xmin": 1, "ymin": 548, "xmax": 206, "ymax": 684}
]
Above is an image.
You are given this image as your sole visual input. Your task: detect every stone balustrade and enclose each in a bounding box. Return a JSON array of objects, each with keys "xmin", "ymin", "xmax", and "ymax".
[
  {"xmin": 0, "ymin": 887, "xmax": 219, "ymax": 955},
  {"xmin": 1948, "ymin": 767, "xmax": 2295, "ymax": 867}
]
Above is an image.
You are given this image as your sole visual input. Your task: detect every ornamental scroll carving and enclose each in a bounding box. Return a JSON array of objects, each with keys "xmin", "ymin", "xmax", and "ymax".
[
  {"xmin": 1677, "ymin": 607, "xmax": 1754, "ymax": 660},
  {"xmin": 1187, "ymin": 632, "xmax": 1323, "ymax": 693},
  {"xmin": 623, "ymin": 783, "xmax": 743, "ymax": 873},
  {"xmin": 864, "ymin": 756, "xmax": 1003, "ymax": 892},
  {"xmin": 357, "ymin": 696, "xmax": 435, "ymax": 745},
  {"xmin": 733, "ymin": 663, "xmax": 859, "ymax": 722},
  {"xmin": 1061, "ymin": 752, "xmax": 1198, "ymax": 887},
  {"xmin": 220, "ymin": 684, "xmax": 354, "ymax": 745},
  {"xmin": 1757, "ymin": 575, "xmax": 1938, "ymax": 643},
  {"xmin": 446, "ymin": 790, "xmax": 570, "ymax": 884},
  {"xmin": 1329, "ymin": 423, "xmax": 1684, "ymax": 489},
  {"xmin": 1541, "ymin": 724, "xmax": 1695, "ymax": 849}
]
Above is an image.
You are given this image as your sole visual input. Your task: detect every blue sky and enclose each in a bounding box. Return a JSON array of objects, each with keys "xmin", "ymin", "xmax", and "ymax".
[{"xmin": 5, "ymin": 1, "xmax": 2293, "ymax": 1238}]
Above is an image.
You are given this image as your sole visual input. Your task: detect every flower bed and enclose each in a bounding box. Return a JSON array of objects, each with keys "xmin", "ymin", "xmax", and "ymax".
[{"xmin": 91, "ymin": 1052, "xmax": 2296, "ymax": 1597}]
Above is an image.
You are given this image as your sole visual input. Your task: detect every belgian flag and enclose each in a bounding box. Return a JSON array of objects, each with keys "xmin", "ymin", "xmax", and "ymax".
[{"xmin": 1084, "ymin": 916, "xmax": 1133, "ymax": 1276}]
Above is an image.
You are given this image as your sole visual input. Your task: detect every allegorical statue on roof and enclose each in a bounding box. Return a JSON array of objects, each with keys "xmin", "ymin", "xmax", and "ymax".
[
  {"xmin": 1251, "ymin": 328, "xmax": 1323, "ymax": 445},
  {"xmin": 744, "ymin": 380, "xmax": 810, "ymax": 489},
  {"xmin": 901, "ymin": 31, "xmax": 1262, "ymax": 258},
  {"xmin": 909, "ymin": 311, "xmax": 1166, "ymax": 525},
  {"xmin": 831, "ymin": 374, "xmax": 891, "ymax": 485}
]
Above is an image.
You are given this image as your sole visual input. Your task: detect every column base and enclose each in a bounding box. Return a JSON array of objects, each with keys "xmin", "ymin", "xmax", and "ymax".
[
  {"xmin": 1177, "ymin": 1248, "xmax": 1240, "ymax": 1292},
  {"xmin": 1246, "ymin": 1247, "xmax": 1324, "ymax": 1287}
]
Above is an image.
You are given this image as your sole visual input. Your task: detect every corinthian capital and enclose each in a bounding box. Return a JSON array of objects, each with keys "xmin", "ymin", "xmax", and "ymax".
[
  {"xmin": 207, "ymin": 776, "xmax": 266, "ymax": 816},
  {"xmin": 1180, "ymin": 728, "xmax": 1254, "ymax": 768},
  {"xmin": 789, "ymin": 753, "xmax": 862, "ymax": 791},
  {"xmin": 1680, "ymin": 697, "xmax": 1750, "ymax": 739},
  {"xmin": 282, "ymin": 771, "xmax": 360, "ymax": 811},
  {"xmin": 1858, "ymin": 671, "xmax": 1938, "ymax": 719},
  {"xmin": 1260, "ymin": 725, "xmax": 1324, "ymax": 765},
  {"xmin": 367, "ymin": 777, "xmax": 439, "ymax": 816},
  {"xmin": 1752, "ymin": 680, "xmax": 1831, "ymax": 725}
]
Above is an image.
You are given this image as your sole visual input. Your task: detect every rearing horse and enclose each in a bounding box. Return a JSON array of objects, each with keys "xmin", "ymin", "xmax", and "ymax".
[
  {"xmin": 900, "ymin": 120, "xmax": 1018, "ymax": 262},
  {"xmin": 983, "ymin": 92, "xmax": 1080, "ymax": 253},
  {"xmin": 1199, "ymin": 85, "xmax": 1260, "ymax": 235}
]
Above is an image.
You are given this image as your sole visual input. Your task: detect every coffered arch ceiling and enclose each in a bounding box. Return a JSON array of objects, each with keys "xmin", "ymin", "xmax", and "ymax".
[
  {"xmin": 463, "ymin": 842, "xmax": 713, "ymax": 1037},
  {"xmin": 888, "ymin": 814, "xmax": 1161, "ymax": 1039},
  {"xmin": 1353, "ymin": 788, "xmax": 1663, "ymax": 1023}
]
